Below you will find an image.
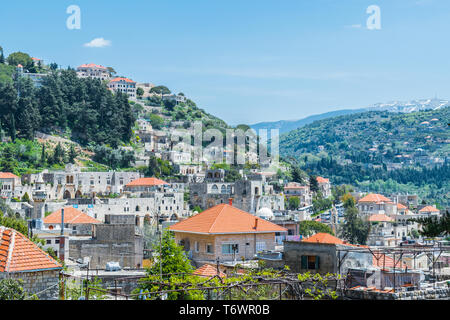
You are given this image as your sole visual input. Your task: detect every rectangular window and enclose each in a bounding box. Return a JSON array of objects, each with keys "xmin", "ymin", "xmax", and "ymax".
[
  {"xmin": 256, "ymin": 242, "xmax": 266, "ymax": 252},
  {"xmin": 301, "ymin": 255, "xmax": 320, "ymax": 270},
  {"xmin": 222, "ymin": 243, "xmax": 239, "ymax": 255}
]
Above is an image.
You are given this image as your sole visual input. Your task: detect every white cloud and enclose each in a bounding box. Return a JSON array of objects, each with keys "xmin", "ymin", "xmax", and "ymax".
[{"xmin": 83, "ymin": 37, "xmax": 111, "ymax": 48}]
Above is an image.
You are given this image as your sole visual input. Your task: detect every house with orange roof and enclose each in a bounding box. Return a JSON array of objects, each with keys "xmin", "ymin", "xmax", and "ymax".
[
  {"xmin": 0, "ymin": 226, "xmax": 62, "ymax": 299},
  {"xmin": 43, "ymin": 206, "xmax": 100, "ymax": 236},
  {"xmin": 357, "ymin": 193, "xmax": 397, "ymax": 217},
  {"xmin": 283, "ymin": 182, "xmax": 312, "ymax": 207},
  {"xmin": 418, "ymin": 205, "xmax": 440, "ymax": 216},
  {"xmin": 277, "ymin": 233, "xmax": 374, "ymax": 275},
  {"xmin": 77, "ymin": 63, "xmax": 110, "ymax": 81},
  {"xmin": 316, "ymin": 177, "xmax": 331, "ymax": 198},
  {"xmin": 0, "ymin": 172, "xmax": 21, "ymax": 199},
  {"xmin": 169, "ymin": 203, "xmax": 287, "ymax": 265},
  {"xmin": 108, "ymin": 77, "xmax": 137, "ymax": 98}
]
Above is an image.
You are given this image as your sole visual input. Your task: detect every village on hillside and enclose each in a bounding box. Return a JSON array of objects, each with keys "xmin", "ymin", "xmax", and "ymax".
[{"xmin": 0, "ymin": 53, "xmax": 449, "ymax": 302}]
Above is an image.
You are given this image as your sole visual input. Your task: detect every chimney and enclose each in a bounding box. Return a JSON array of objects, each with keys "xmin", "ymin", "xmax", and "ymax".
[
  {"xmin": 254, "ymin": 218, "xmax": 258, "ymax": 230},
  {"xmin": 60, "ymin": 208, "xmax": 64, "ymax": 235},
  {"xmin": 228, "ymin": 198, "xmax": 233, "ymax": 206}
]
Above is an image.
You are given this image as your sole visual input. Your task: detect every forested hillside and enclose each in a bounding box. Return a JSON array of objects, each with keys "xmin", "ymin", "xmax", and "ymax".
[
  {"xmin": 0, "ymin": 69, "xmax": 135, "ymax": 147},
  {"xmin": 280, "ymin": 108, "xmax": 450, "ymax": 206}
]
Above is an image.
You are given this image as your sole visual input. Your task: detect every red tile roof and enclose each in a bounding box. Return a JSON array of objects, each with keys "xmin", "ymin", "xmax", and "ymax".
[
  {"xmin": 419, "ymin": 206, "xmax": 440, "ymax": 213},
  {"xmin": 358, "ymin": 193, "xmax": 391, "ymax": 203},
  {"xmin": 169, "ymin": 204, "xmax": 287, "ymax": 234},
  {"xmin": 0, "ymin": 227, "xmax": 62, "ymax": 273},
  {"xmin": 368, "ymin": 214, "xmax": 394, "ymax": 223},
  {"xmin": 125, "ymin": 177, "xmax": 169, "ymax": 187},
  {"xmin": 193, "ymin": 264, "xmax": 226, "ymax": 278},
  {"xmin": 397, "ymin": 203, "xmax": 407, "ymax": 210},
  {"xmin": 43, "ymin": 207, "xmax": 100, "ymax": 225},
  {"xmin": 0, "ymin": 172, "xmax": 19, "ymax": 179},
  {"xmin": 372, "ymin": 253, "xmax": 406, "ymax": 269},
  {"xmin": 316, "ymin": 177, "xmax": 330, "ymax": 183},
  {"xmin": 110, "ymin": 77, "xmax": 136, "ymax": 84},
  {"xmin": 303, "ymin": 233, "xmax": 345, "ymax": 245},
  {"xmin": 78, "ymin": 63, "xmax": 107, "ymax": 70}
]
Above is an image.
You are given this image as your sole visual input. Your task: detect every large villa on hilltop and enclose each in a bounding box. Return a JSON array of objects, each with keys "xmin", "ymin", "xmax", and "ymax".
[
  {"xmin": 76, "ymin": 63, "xmax": 110, "ymax": 81},
  {"xmin": 108, "ymin": 77, "xmax": 137, "ymax": 98}
]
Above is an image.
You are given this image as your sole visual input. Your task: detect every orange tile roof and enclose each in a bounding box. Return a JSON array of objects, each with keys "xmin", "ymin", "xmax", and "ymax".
[
  {"xmin": 316, "ymin": 177, "xmax": 329, "ymax": 183},
  {"xmin": 193, "ymin": 264, "xmax": 226, "ymax": 278},
  {"xmin": 78, "ymin": 63, "xmax": 107, "ymax": 70},
  {"xmin": 358, "ymin": 193, "xmax": 391, "ymax": 203},
  {"xmin": 110, "ymin": 77, "xmax": 136, "ymax": 84},
  {"xmin": 125, "ymin": 177, "xmax": 169, "ymax": 187},
  {"xmin": 43, "ymin": 207, "xmax": 100, "ymax": 225},
  {"xmin": 372, "ymin": 253, "xmax": 406, "ymax": 269},
  {"xmin": 0, "ymin": 227, "xmax": 62, "ymax": 273},
  {"xmin": 419, "ymin": 206, "xmax": 440, "ymax": 213},
  {"xmin": 303, "ymin": 233, "xmax": 345, "ymax": 245},
  {"xmin": 169, "ymin": 204, "xmax": 287, "ymax": 234},
  {"xmin": 368, "ymin": 214, "xmax": 394, "ymax": 223},
  {"xmin": 0, "ymin": 172, "xmax": 19, "ymax": 179},
  {"xmin": 397, "ymin": 203, "xmax": 407, "ymax": 210}
]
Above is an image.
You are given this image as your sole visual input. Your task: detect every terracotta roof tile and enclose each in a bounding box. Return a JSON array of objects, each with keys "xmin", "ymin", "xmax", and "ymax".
[
  {"xmin": 169, "ymin": 204, "xmax": 287, "ymax": 234},
  {"xmin": 368, "ymin": 214, "xmax": 394, "ymax": 222},
  {"xmin": 0, "ymin": 172, "xmax": 19, "ymax": 179},
  {"xmin": 303, "ymin": 233, "xmax": 345, "ymax": 245},
  {"xmin": 125, "ymin": 177, "xmax": 169, "ymax": 187},
  {"xmin": 316, "ymin": 177, "xmax": 330, "ymax": 183},
  {"xmin": 358, "ymin": 193, "xmax": 391, "ymax": 203},
  {"xmin": 419, "ymin": 206, "xmax": 440, "ymax": 213},
  {"xmin": 372, "ymin": 253, "xmax": 407, "ymax": 269},
  {"xmin": 43, "ymin": 207, "xmax": 100, "ymax": 225},
  {"xmin": 0, "ymin": 227, "xmax": 62, "ymax": 273},
  {"xmin": 110, "ymin": 77, "xmax": 136, "ymax": 84},
  {"xmin": 193, "ymin": 264, "xmax": 226, "ymax": 278}
]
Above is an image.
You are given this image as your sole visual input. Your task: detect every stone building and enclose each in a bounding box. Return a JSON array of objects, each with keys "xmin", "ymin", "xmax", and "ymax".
[
  {"xmin": 169, "ymin": 203, "xmax": 287, "ymax": 266},
  {"xmin": 69, "ymin": 214, "xmax": 144, "ymax": 269},
  {"xmin": 0, "ymin": 227, "xmax": 63, "ymax": 300},
  {"xmin": 76, "ymin": 63, "xmax": 110, "ymax": 81},
  {"xmin": 189, "ymin": 171, "xmax": 284, "ymax": 213},
  {"xmin": 357, "ymin": 193, "xmax": 398, "ymax": 217},
  {"xmin": 43, "ymin": 206, "xmax": 100, "ymax": 236},
  {"xmin": 22, "ymin": 165, "xmax": 141, "ymax": 200},
  {"xmin": 0, "ymin": 172, "xmax": 21, "ymax": 199}
]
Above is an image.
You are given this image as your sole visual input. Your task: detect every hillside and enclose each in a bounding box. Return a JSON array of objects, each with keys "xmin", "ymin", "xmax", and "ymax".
[
  {"xmin": 250, "ymin": 98, "xmax": 449, "ymax": 135},
  {"xmin": 250, "ymin": 109, "xmax": 364, "ymax": 135},
  {"xmin": 279, "ymin": 107, "xmax": 450, "ymax": 206}
]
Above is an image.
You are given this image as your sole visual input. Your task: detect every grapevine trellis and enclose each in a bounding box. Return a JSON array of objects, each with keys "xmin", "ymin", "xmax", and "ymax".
[{"xmin": 83, "ymin": 269, "xmax": 344, "ymax": 300}]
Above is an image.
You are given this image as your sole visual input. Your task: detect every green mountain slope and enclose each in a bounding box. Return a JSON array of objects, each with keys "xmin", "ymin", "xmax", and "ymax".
[{"xmin": 279, "ymin": 108, "xmax": 450, "ymax": 206}]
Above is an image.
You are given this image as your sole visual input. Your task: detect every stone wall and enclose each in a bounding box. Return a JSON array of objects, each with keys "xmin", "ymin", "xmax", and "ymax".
[
  {"xmin": 0, "ymin": 269, "xmax": 61, "ymax": 300},
  {"xmin": 344, "ymin": 287, "xmax": 450, "ymax": 300}
]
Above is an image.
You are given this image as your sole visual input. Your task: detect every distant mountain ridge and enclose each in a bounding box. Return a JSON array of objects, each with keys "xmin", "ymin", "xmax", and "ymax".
[{"xmin": 250, "ymin": 98, "xmax": 449, "ymax": 135}]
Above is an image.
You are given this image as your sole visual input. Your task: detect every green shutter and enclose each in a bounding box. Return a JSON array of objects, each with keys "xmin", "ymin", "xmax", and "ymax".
[
  {"xmin": 301, "ymin": 256, "xmax": 307, "ymax": 270},
  {"xmin": 315, "ymin": 256, "xmax": 320, "ymax": 270}
]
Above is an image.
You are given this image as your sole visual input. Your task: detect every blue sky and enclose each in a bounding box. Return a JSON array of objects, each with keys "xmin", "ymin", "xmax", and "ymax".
[{"xmin": 1, "ymin": 0, "xmax": 449, "ymax": 125}]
